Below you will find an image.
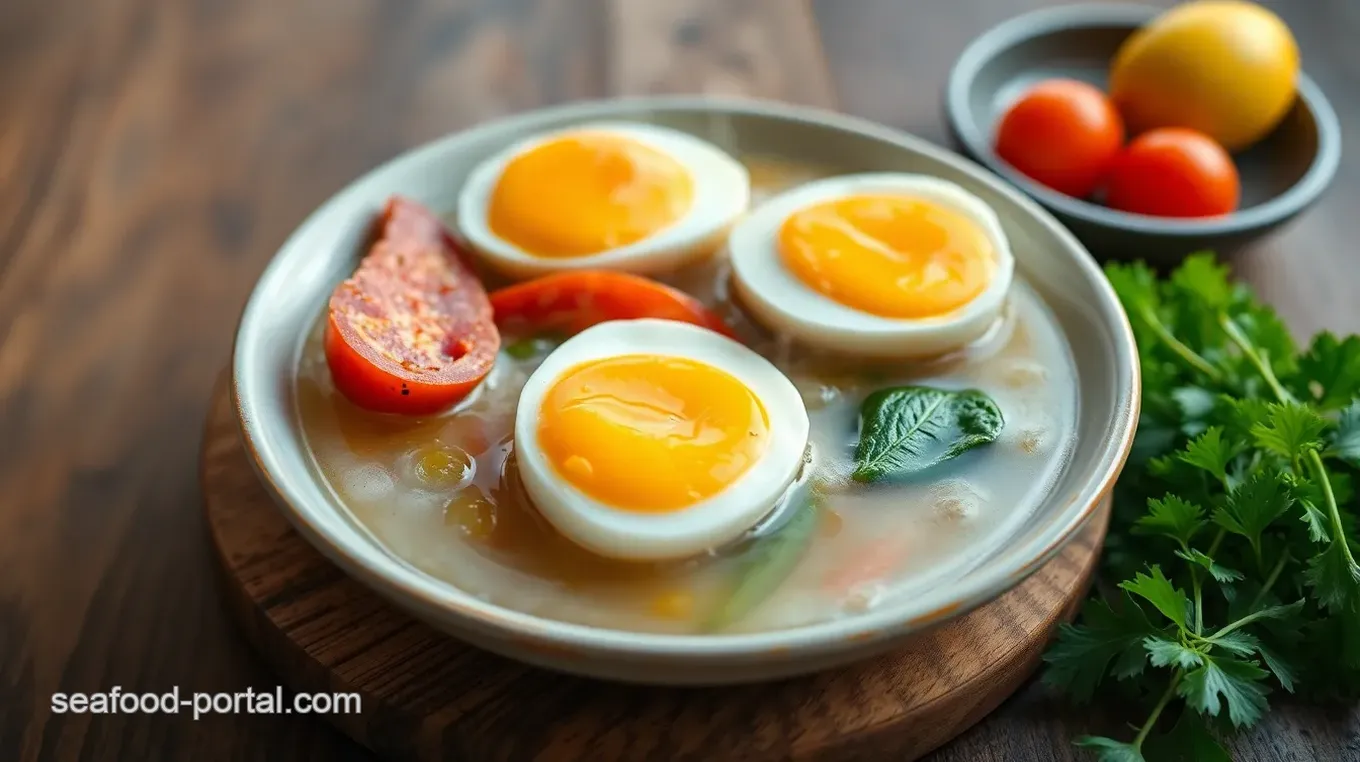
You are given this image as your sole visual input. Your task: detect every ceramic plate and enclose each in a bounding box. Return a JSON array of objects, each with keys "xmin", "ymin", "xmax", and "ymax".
[{"xmin": 232, "ymin": 96, "xmax": 1139, "ymax": 684}]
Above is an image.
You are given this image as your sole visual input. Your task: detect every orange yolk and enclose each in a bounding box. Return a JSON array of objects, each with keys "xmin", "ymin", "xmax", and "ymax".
[
  {"xmin": 537, "ymin": 355, "xmax": 769, "ymax": 512},
  {"xmin": 488, "ymin": 133, "xmax": 694, "ymax": 257},
  {"xmin": 777, "ymin": 194, "xmax": 994, "ymax": 319}
]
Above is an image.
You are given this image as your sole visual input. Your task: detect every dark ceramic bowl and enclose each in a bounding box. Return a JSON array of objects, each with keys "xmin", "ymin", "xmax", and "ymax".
[{"xmin": 945, "ymin": 3, "xmax": 1341, "ymax": 265}]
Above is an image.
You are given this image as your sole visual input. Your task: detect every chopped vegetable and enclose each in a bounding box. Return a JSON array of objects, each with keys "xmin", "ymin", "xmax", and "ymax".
[
  {"xmin": 445, "ymin": 486, "xmax": 496, "ymax": 540},
  {"xmin": 823, "ymin": 535, "xmax": 912, "ymax": 593},
  {"xmin": 703, "ymin": 487, "xmax": 820, "ymax": 631},
  {"xmin": 852, "ymin": 386, "xmax": 1004, "ymax": 482},
  {"xmin": 412, "ymin": 445, "xmax": 472, "ymax": 489},
  {"xmin": 503, "ymin": 334, "xmax": 564, "ymax": 361},
  {"xmin": 325, "ymin": 196, "xmax": 500, "ymax": 415},
  {"xmin": 1043, "ymin": 254, "xmax": 1360, "ymax": 760},
  {"xmin": 488, "ymin": 270, "xmax": 735, "ymax": 339}
]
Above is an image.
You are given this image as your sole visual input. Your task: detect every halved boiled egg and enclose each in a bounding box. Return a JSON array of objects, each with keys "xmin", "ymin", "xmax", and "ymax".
[
  {"xmin": 458, "ymin": 122, "xmax": 750, "ymax": 279},
  {"xmin": 728, "ymin": 173, "xmax": 1015, "ymax": 358},
  {"xmin": 513, "ymin": 319, "xmax": 810, "ymax": 561}
]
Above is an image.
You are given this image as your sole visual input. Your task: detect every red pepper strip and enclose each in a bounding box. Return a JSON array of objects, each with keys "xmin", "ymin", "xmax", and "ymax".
[{"xmin": 488, "ymin": 270, "xmax": 736, "ymax": 339}]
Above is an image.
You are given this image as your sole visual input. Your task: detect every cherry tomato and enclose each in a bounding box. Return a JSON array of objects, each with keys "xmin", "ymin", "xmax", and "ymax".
[
  {"xmin": 993, "ymin": 78, "xmax": 1125, "ymax": 198},
  {"xmin": 1104, "ymin": 127, "xmax": 1240, "ymax": 218},
  {"xmin": 324, "ymin": 196, "xmax": 500, "ymax": 415},
  {"xmin": 489, "ymin": 271, "xmax": 734, "ymax": 339}
]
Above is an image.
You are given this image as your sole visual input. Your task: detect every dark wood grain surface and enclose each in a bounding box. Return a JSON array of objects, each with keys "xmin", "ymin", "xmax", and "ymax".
[{"xmin": 1, "ymin": 0, "xmax": 1355, "ymax": 760}]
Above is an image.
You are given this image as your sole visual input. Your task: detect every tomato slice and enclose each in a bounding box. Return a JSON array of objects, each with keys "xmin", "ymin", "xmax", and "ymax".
[
  {"xmin": 488, "ymin": 270, "xmax": 736, "ymax": 339},
  {"xmin": 324, "ymin": 196, "xmax": 499, "ymax": 415}
]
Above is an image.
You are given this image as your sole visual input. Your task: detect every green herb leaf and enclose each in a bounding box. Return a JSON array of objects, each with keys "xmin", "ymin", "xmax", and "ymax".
[
  {"xmin": 1169, "ymin": 256, "xmax": 1233, "ymax": 353},
  {"xmin": 1223, "ymin": 396, "xmax": 1275, "ymax": 439},
  {"xmin": 1172, "ymin": 385, "xmax": 1218, "ymax": 421},
  {"xmin": 1103, "ymin": 261, "xmax": 1160, "ymax": 319},
  {"xmin": 1132, "ymin": 421, "xmax": 1180, "ymax": 463},
  {"xmin": 1046, "ymin": 255, "xmax": 1360, "ymax": 748},
  {"xmin": 1233, "ymin": 304, "xmax": 1299, "ymax": 378},
  {"xmin": 1179, "ymin": 427, "xmax": 1239, "ymax": 485},
  {"xmin": 1298, "ymin": 332, "xmax": 1360, "ymax": 410},
  {"xmin": 704, "ymin": 489, "xmax": 819, "ymax": 631},
  {"xmin": 1209, "ymin": 630, "xmax": 1259, "ymax": 656},
  {"xmin": 1178, "ymin": 654, "xmax": 1270, "ymax": 728},
  {"xmin": 1175, "ymin": 549, "xmax": 1243, "ymax": 583},
  {"xmin": 1043, "ymin": 593, "xmax": 1159, "ymax": 700},
  {"xmin": 1136, "ymin": 495, "xmax": 1206, "ymax": 547},
  {"xmin": 1211, "ymin": 470, "xmax": 1292, "ymax": 549},
  {"xmin": 1120, "ymin": 566, "xmax": 1191, "ymax": 632},
  {"xmin": 1305, "ymin": 541, "xmax": 1360, "ymax": 612},
  {"xmin": 1326, "ymin": 400, "xmax": 1360, "ymax": 467},
  {"xmin": 1144, "ymin": 636, "xmax": 1204, "ymax": 669},
  {"xmin": 1147, "ymin": 452, "xmax": 1206, "ymax": 492},
  {"xmin": 1293, "ymin": 469, "xmax": 1357, "ymax": 541},
  {"xmin": 1211, "ymin": 601, "xmax": 1304, "ymax": 644},
  {"xmin": 1244, "ymin": 600, "xmax": 1307, "ymax": 622},
  {"xmin": 1251, "ymin": 402, "xmax": 1327, "ymax": 459},
  {"xmin": 1299, "ymin": 499, "xmax": 1332, "ymax": 543},
  {"xmin": 1256, "ymin": 642, "xmax": 1297, "ymax": 693},
  {"xmin": 1173, "ymin": 386, "xmax": 1218, "ymax": 437},
  {"xmin": 1074, "ymin": 736, "xmax": 1146, "ymax": 762},
  {"xmin": 1142, "ymin": 706, "xmax": 1231, "ymax": 762},
  {"xmin": 1169, "ymin": 253, "xmax": 1234, "ymax": 309},
  {"xmin": 851, "ymin": 386, "xmax": 1003, "ymax": 482}
]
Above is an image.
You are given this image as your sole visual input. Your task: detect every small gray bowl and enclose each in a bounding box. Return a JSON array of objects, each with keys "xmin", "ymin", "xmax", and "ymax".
[{"xmin": 946, "ymin": 3, "xmax": 1342, "ymax": 266}]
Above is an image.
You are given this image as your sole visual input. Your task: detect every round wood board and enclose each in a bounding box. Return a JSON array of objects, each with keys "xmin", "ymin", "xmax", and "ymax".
[{"xmin": 202, "ymin": 380, "xmax": 1109, "ymax": 762}]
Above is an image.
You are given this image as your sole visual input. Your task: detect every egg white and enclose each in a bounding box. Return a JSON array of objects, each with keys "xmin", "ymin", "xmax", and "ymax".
[
  {"xmin": 727, "ymin": 173, "xmax": 1015, "ymax": 358},
  {"xmin": 458, "ymin": 122, "xmax": 751, "ymax": 279},
  {"xmin": 513, "ymin": 319, "xmax": 810, "ymax": 561}
]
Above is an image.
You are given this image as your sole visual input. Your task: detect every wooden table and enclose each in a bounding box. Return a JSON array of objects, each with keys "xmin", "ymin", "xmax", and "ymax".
[{"xmin": 3, "ymin": 0, "xmax": 1356, "ymax": 759}]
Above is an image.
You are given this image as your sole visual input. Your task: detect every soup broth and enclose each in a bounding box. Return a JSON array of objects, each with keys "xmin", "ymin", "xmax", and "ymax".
[{"xmin": 296, "ymin": 157, "xmax": 1078, "ymax": 634}]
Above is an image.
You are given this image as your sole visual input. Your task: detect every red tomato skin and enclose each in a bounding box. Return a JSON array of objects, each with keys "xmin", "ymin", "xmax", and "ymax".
[
  {"xmin": 324, "ymin": 197, "xmax": 499, "ymax": 415},
  {"xmin": 994, "ymin": 79, "xmax": 1126, "ymax": 198},
  {"xmin": 1105, "ymin": 128, "xmax": 1241, "ymax": 218},
  {"xmin": 488, "ymin": 271, "xmax": 736, "ymax": 339},
  {"xmin": 323, "ymin": 313, "xmax": 491, "ymax": 416}
]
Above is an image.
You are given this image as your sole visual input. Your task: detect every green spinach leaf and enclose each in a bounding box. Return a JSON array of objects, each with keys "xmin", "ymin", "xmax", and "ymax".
[{"xmin": 852, "ymin": 386, "xmax": 1003, "ymax": 482}]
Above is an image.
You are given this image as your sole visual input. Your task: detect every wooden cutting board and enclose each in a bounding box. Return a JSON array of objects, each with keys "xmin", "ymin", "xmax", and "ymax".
[{"xmin": 201, "ymin": 381, "xmax": 1108, "ymax": 761}]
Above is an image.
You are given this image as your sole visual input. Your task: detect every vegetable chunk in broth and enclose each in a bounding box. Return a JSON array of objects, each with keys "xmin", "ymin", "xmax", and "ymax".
[{"xmin": 296, "ymin": 156, "xmax": 1077, "ymax": 634}]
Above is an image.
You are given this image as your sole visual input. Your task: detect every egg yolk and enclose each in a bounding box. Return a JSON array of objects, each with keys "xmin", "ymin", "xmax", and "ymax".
[
  {"xmin": 777, "ymin": 194, "xmax": 994, "ymax": 319},
  {"xmin": 488, "ymin": 133, "xmax": 694, "ymax": 257},
  {"xmin": 537, "ymin": 355, "xmax": 769, "ymax": 512}
]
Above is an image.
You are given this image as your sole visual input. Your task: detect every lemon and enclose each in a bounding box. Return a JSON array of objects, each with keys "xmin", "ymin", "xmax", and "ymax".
[{"xmin": 1109, "ymin": 1, "xmax": 1299, "ymax": 151}]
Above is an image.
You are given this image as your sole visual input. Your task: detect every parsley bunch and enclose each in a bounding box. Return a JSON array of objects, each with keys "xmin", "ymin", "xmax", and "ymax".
[{"xmin": 1043, "ymin": 254, "xmax": 1360, "ymax": 760}]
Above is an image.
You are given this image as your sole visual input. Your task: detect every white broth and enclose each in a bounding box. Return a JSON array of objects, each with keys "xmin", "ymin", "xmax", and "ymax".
[{"xmin": 295, "ymin": 157, "xmax": 1078, "ymax": 634}]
